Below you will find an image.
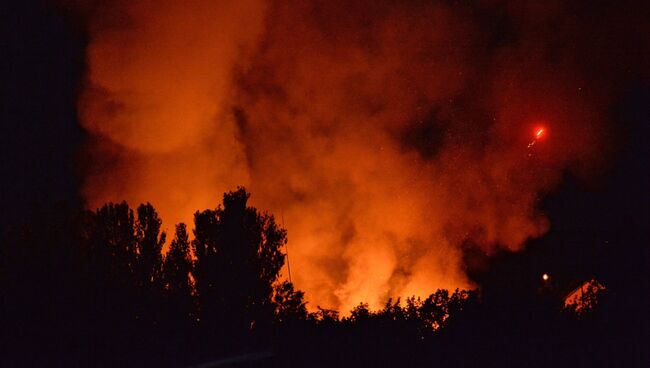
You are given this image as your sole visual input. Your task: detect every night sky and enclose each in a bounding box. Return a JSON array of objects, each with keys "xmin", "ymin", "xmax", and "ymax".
[{"xmin": 1, "ymin": 1, "xmax": 85, "ymax": 226}]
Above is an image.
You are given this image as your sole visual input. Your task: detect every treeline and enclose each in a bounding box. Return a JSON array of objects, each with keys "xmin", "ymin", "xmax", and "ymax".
[
  {"xmin": 1, "ymin": 188, "xmax": 297, "ymax": 365},
  {"xmin": 0, "ymin": 188, "xmax": 645, "ymax": 367},
  {"xmin": 0, "ymin": 188, "xmax": 477, "ymax": 366}
]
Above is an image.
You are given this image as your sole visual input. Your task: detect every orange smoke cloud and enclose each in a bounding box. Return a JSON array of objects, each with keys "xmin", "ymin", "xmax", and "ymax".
[
  {"xmin": 78, "ymin": 0, "xmax": 265, "ymax": 228},
  {"xmin": 77, "ymin": 0, "xmax": 648, "ymax": 311}
]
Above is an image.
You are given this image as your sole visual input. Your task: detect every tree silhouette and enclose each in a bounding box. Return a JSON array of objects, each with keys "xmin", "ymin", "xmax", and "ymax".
[
  {"xmin": 192, "ymin": 187, "xmax": 287, "ymax": 342},
  {"xmin": 162, "ymin": 223, "xmax": 195, "ymax": 324},
  {"xmin": 348, "ymin": 302, "xmax": 371, "ymax": 322},
  {"xmin": 272, "ymin": 281, "xmax": 308, "ymax": 323},
  {"xmin": 78, "ymin": 201, "xmax": 170, "ymax": 364},
  {"xmin": 2, "ymin": 188, "xmax": 641, "ymax": 367},
  {"xmin": 88, "ymin": 202, "xmax": 137, "ymax": 281},
  {"xmin": 134, "ymin": 203, "xmax": 166, "ymax": 328},
  {"xmin": 134, "ymin": 203, "xmax": 165, "ymax": 289},
  {"xmin": 84, "ymin": 202, "xmax": 139, "ymax": 333}
]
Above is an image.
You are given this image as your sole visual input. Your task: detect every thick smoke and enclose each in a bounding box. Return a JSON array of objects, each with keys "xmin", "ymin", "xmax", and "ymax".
[
  {"xmin": 78, "ymin": 0, "xmax": 265, "ymax": 228},
  {"xmin": 77, "ymin": 0, "xmax": 648, "ymax": 311}
]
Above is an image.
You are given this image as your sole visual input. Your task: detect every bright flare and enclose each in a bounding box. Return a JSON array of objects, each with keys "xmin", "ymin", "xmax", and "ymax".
[{"xmin": 528, "ymin": 127, "xmax": 546, "ymax": 149}]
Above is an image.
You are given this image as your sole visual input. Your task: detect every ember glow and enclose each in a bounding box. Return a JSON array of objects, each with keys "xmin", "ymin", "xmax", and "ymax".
[
  {"xmin": 76, "ymin": 1, "xmax": 642, "ymax": 311},
  {"xmin": 564, "ymin": 279, "xmax": 606, "ymax": 313},
  {"xmin": 528, "ymin": 127, "xmax": 546, "ymax": 148}
]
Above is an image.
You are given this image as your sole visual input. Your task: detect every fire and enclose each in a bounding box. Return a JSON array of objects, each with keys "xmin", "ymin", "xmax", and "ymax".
[
  {"xmin": 77, "ymin": 0, "xmax": 609, "ymax": 311},
  {"xmin": 564, "ymin": 279, "xmax": 606, "ymax": 313}
]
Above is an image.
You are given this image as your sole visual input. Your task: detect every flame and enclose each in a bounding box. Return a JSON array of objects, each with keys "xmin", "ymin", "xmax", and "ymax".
[{"xmin": 75, "ymin": 0, "xmax": 623, "ymax": 311}]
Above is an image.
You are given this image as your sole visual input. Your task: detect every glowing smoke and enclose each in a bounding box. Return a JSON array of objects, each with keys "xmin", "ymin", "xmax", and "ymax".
[
  {"xmin": 78, "ymin": 0, "xmax": 266, "ymax": 229},
  {"xmin": 76, "ymin": 0, "xmax": 649, "ymax": 311}
]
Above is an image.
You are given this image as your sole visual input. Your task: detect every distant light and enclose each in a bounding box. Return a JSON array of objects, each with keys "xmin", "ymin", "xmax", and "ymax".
[{"xmin": 542, "ymin": 273, "xmax": 549, "ymax": 281}]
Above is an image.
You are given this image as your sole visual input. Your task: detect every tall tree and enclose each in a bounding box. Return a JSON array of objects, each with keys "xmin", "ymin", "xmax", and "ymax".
[
  {"xmin": 192, "ymin": 187, "xmax": 286, "ymax": 336},
  {"xmin": 83, "ymin": 202, "xmax": 142, "ymax": 362},
  {"xmin": 162, "ymin": 223, "xmax": 195, "ymax": 323},
  {"xmin": 134, "ymin": 203, "xmax": 166, "ymax": 288},
  {"xmin": 86, "ymin": 202, "xmax": 138, "ymax": 291},
  {"xmin": 133, "ymin": 203, "xmax": 166, "ymax": 328}
]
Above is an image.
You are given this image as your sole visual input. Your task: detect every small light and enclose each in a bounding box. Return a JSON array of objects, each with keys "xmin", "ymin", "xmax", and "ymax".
[{"xmin": 542, "ymin": 273, "xmax": 549, "ymax": 281}]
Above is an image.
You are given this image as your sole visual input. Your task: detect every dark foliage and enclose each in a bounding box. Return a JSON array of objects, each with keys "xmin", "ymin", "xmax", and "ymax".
[
  {"xmin": 192, "ymin": 188, "xmax": 286, "ymax": 345},
  {"xmin": 0, "ymin": 188, "xmax": 646, "ymax": 367},
  {"xmin": 161, "ymin": 223, "xmax": 195, "ymax": 327}
]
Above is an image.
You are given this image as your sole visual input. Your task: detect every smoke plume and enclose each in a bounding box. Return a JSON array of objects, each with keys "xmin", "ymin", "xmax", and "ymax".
[{"xmin": 77, "ymin": 0, "xmax": 649, "ymax": 311}]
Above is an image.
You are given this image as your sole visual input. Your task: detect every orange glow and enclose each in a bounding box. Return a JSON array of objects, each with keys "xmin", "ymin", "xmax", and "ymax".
[
  {"xmin": 528, "ymin": 127, "xmax": 547, "ymax": 149},
  {"xmin": 564, "ymin": 279, "xmax": 606, "ymax": 312},
  {"xmin": 542, "ymin": 273, "xmax": 549, "ymax": 281},
  {"xmin": 77, "ymin": 1, "xmax": 608, "ymax": 312}
]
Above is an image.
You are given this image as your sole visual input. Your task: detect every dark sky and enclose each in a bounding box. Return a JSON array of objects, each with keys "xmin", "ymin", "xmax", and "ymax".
[
  {"xmin": 1, "ymin": 0, "xmax": 648, "ymax": 296},
  {"xmin": 1, "ymin": 0, "xmax": 85, "ymax": 226}
]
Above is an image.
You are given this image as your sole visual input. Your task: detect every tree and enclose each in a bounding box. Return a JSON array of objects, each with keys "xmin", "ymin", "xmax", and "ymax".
[
  {"xmin": 134, "ymin": 203, "xmax": 165, "ymax": 288},
  {"xmin": 310, "ymin": 306, "xmax": 340, "ymax": 324},
  {"xmin": 192, "ymin": 187, "xmax": 287, "ymax": 338},
  {"xmin": 272, "ymin": 281, "xmax": 308, "ymax": 323},
  {"xmin": 162, "ymin": 223, "xmax": 195, "ymax": 323},
  {"xmin": 88, "ymin": 202, "xmax": 138, "ymax": 281},
  {"xmin": 83, "ymin": 201, "xmax": 168, "ymax": 357},
  {"xmin": 348, "ymin": 302, "xmax": 371, "ymax": 322}
]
